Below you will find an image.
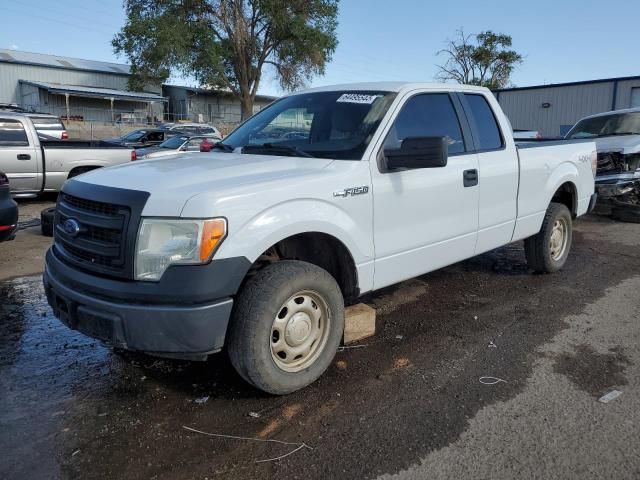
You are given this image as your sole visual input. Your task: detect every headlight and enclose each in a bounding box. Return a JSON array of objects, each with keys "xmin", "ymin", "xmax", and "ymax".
[{"xmin": 135, "ymin": 218, "xmax": 227, "ymax": 281}]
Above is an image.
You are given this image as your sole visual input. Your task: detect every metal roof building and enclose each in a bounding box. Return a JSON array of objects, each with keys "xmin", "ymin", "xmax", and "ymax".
[
  {"xmin": 162, "ymin": 85, "xmax": 276, "ymax": 125},
  {"xmin": 0, "ymin": 49, "xmax": 165, "ymax": 122},
  {"xmin": 494, "ymin": 76, "xmax": 640, "ymax": 137}
]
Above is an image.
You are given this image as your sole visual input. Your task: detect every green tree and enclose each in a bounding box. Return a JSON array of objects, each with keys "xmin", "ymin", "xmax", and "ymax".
[
  {"xmin": 436, "ymin": 29, "xmax": 523, "ymax": 89},
  {"xmin": 113, "ymin": 0, "xmax": 339, "ymax": 120}
]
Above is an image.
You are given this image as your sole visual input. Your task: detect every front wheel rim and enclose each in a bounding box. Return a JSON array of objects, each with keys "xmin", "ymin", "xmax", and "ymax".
[
  {"xmin": 549, "ymin": 217, "xmax": 569, "ymax": 261},
  {"xmin": 270, "ymin": 290, "xmax": 331, "ymax": 373}
]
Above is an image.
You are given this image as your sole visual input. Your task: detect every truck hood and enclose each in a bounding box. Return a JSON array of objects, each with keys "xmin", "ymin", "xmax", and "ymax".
[
  {"xmin": 71, "ymin": 152, "xmax": 335, "ymax": 216},
  {"xmin": 593, "ymin": 135, "xmax": 640, "ymax": 155}
]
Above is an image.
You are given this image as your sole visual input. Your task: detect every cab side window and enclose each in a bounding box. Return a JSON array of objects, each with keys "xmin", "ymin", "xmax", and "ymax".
[
  {"xmin": 148, "ymin": 131, "xmax": 164, "ymax": 142},
  {"xmin": 184, "ymin": 139, "xmax": 203, "ymax": 151},
  {"xmin": 384, "ymin": 93, "xmax": 465, "ymax": 154},
  {"xmin": 0, "ymin": 119, "xmax": 29, "ymax": 147},
  {"xmin": 463, "ymin": 94, "xmax": 504, "ymax": 150}
]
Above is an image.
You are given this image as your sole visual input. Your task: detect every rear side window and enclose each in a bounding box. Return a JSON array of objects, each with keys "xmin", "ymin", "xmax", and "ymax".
[
  {"xmin": 147, "ymin": 131, "xmax": 164, "ymax": 141},
  {"xmin": 0, "ymin": 119, "xmax": 29, "ymax": 146},
  {"xmin": 464, "ymin": 94, "xmax": 503, "ymax": 150},
  {"xmin": 384, "ymin": 93, "xmax": 466, "ymax": 154},
  {"xmin": 30, "ymin": 116, "xmax": 65, "ymax": 131}
]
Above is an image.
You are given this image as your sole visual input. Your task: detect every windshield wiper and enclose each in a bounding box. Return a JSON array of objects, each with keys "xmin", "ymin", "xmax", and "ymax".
[
  {"xmin": 242, "ymin": 143, "xmax": 315, "ymax": 158},
  {"xmin": 212, "ymin": 142, "xmax": 234, "ymax": 152},
  {"xmin": 603, "ymin": 132, "xmax": 639, "ymax": 137}
]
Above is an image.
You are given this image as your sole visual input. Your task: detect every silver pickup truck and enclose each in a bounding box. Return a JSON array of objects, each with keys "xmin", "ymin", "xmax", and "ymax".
[{"xmin": 0, "ymin": 112, "xmax": 135, "ymax": 196}]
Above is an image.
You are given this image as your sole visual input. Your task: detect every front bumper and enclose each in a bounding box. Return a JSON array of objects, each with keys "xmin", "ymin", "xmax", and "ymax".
[
  {"xmin": 43, "ymin": 248, "xmax": 247, "ymax": 359},
  {"xmin": 587, "ymin": 192, "xmax": 598, "ymax": 213}
]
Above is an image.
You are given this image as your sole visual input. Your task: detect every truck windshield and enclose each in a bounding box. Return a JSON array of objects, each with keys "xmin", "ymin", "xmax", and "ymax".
[
  {"xmin": 567, "ymin": 112, "xmax": 640, "ymax": 139},
  {"xmin": 222, "ymin": 91, "xmax": 397, "ymax": 160}
]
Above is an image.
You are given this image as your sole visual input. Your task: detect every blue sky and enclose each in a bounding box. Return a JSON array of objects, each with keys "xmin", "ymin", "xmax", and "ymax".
[{"xmin": 1, "ymin": 0, "xmax": 638, "ymax": 96}]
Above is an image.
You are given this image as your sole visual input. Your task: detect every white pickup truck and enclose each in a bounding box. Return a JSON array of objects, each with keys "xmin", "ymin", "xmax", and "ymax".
[
  {"xmin": 0, "ymin": 112, "xmax": 135, "ymax": 196},
  {"xmin": 43, "ymin": 82, "xmax": 597, "ymax": 394}
]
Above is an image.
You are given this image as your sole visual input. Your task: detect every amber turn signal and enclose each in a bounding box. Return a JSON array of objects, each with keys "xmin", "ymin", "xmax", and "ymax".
[{"xmin": 199, "ymin": 218, "xmax": 227, "ymax": 262}]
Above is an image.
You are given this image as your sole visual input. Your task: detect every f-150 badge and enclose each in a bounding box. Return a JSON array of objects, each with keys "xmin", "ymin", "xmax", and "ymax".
[{"xmin": 333, "ymin": 186, "xmax": 369, "ymax": 197}]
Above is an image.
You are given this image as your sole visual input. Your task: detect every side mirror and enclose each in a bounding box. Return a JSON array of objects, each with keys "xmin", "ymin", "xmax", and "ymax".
[{"xmin": 384, "ymin": 136, "xmax": 448, "ymax": 170}]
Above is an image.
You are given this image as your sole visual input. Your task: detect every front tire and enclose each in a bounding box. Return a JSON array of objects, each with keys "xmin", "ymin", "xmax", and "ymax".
[
  {"xmin": 524, "ymin": 202, "xmax": 573, "ymax": 273},
  {"xmin": 227, "ymin": 260, "xmax": 344, "ymax": 395}
]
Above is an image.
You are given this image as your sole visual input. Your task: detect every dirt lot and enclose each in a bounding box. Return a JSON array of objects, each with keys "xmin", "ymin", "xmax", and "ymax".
[
  {"xmin": 1, "ymin": 213, "xmax": 639, "ymax": 479},
  {"xmin": 0, "ymin": 197, "xmax": 55, "ymax": 280}
]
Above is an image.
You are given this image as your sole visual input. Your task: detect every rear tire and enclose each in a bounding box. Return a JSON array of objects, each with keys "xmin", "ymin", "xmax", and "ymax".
[
  {"xmin": 41, "ymin": 207, "xmax": 56, "ymax": 237},
  {"xmin": 227, "ymin": 260, "xmax": 344, "ymax": 395},
  {"xmin": 524, "ymin": 202, "xmax": 573, "ymax": 273}
]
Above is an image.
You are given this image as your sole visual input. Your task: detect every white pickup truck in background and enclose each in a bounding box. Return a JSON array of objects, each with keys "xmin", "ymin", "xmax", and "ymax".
[
  {"xmin": 0, "ymin": 112, "xmax": 135, "ymax": 196},
  {"xmin": 43, "ymin": 82, "xmax": 597, "ymax": 394}
]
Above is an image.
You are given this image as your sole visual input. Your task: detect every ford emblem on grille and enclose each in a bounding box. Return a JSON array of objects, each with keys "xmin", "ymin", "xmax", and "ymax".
[{"xmin": 62, "ymin": 218, "xmax": 81, "ymax": 237}]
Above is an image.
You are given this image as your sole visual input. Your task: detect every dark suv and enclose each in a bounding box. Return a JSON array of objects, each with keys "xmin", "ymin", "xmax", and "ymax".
[{"xmin": 0, "ymin": 172, "xmax": 18, "ymax": 241}]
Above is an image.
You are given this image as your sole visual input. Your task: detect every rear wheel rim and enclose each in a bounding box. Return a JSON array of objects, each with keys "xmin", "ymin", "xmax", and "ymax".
[
  {"xmin": 270, "ymin": 290, "xmax": 330, "ymax": 373},
  {"xmin": 549, "ymin": 217, "xmax": 569, "ymax": 261}
]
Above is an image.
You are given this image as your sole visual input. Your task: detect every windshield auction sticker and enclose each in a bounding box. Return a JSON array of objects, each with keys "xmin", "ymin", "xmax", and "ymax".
[{"xmin": 336, "ymin": 93, "xmax": 381, "ymax": 104}]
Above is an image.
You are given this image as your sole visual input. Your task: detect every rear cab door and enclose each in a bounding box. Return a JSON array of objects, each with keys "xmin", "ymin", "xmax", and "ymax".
[
  {"xmin": 0, "ymin": 116, "xmax": 42, "ymax": 193},
  {"xmin": 369, "ymin": 89, "xmax": 480, "ymax": 289},
  {"xmin": 456, "ymin": 92, "xmax": 519, "ymax": 254}
]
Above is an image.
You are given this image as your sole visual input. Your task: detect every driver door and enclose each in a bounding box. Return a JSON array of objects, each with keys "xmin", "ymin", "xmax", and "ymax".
[{"xmin": 370, "ymin": 92, "xmax": 480, "ymax": 289}]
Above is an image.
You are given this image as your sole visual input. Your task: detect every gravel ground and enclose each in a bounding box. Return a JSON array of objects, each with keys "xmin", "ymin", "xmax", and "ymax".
[{"xmin": 0, "ymin": 213, "xmax": 639, "ymax": 479}]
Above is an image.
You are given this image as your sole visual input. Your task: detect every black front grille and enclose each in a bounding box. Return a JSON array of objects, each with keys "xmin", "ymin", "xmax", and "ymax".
[
  {"xmin": 597, "ymin": 151, "xmax": 625, "ymax": 176},
  {"xmin": 54, "ymin": 193, "xmax": 131, "ymax": 277},
  {"xmin": 61, "ymin": 193, "xmax": 120, "ymax": 216}
]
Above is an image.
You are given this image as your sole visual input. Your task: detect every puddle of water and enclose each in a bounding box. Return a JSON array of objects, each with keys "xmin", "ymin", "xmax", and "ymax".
[{"xmin": 552, "ymin": 344, "xmax": 631, "ymax": 397}]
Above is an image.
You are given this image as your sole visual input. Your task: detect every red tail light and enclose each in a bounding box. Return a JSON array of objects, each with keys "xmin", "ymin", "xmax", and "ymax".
[
  {"xmin": 61, "ymin": 131, "xmax": 69, "ymax": 140},
  {"xmin": 131, "ymin": 150, "xmax": 137, "ymax": 161}
]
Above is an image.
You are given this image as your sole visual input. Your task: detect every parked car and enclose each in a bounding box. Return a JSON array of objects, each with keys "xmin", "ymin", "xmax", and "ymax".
[
  {"xmin": 513, "ymin": 129, "xmax": 542, "ymax": 141},
  {"xmin": 0, "ymin": 172, "xmax": 18, "ymax": 241},
  {"xmin": 0, "ymin": 113, "xmax": 135, "ymax": 196},
  {"xmin": 105, "ymin": 128, "xmax": 175, "ymax": 149},
  {"xmin": 0, "ymin": 108, "xmax": 69, "ymax": 140},
  {"xmin": 566, "ymin": 108, "xmax": 640, "ymax": 222},
  {"xmin": 136, "ymin": 134, "xmax": 222, "ymax": 160},
  {"xmin": 43, "ymin": 82, "xmax": 596, "ymax": 394},
  {"xmin": 26, "ymin": 113, "xmax": 69, "ymax": 140},
  {"xmin": 158, "ymin": 122, "xmax": 222, "ymax": 138}
]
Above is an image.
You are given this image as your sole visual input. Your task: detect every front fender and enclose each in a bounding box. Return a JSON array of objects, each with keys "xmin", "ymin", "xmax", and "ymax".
[{"xmin": 215, "ymin": 198, "xmax": 373, "ymax": 267}]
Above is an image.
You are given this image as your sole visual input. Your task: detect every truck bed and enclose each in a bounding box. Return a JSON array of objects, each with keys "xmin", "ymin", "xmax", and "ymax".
[
  {"xmin": 514, "ymin": 139, "xmax": 596, "ymax": 242},
  {"xmin": 41, "ymin": 140, "xmax": 130, "ymax": 149}
]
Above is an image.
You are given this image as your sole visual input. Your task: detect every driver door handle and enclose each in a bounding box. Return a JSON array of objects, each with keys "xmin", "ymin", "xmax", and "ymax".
[
  {"xmin": 17, "ymin": 154, "xmax": 31, "ymax": 160},
  {"xmin": 463, "ymin": 169, "xmax": 478, "ymax": 187}
]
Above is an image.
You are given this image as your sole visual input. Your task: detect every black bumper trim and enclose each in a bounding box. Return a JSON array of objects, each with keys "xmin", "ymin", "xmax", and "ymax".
[
  {"xmin": 47, "ymin": 247, "xmax": 250, "ymax": 305},
  {"xmin": 587, "ymin": 192, "xmax": 598, "ymax": 213},
  {"xmin": 43, "ymin": 246, "xmax": 251, "ymax": 357},
  {"xmin": 44, "ymin": 265, "xmax": 233, "ymax": 356}
]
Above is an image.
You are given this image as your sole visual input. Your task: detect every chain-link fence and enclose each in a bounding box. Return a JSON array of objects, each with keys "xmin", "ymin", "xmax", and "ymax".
[{"xmin": 8, "ymin": 104, "xmax": 241, "ymax": 139}]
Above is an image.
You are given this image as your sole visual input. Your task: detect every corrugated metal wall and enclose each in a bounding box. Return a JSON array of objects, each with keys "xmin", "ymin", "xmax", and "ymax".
[
  {"xmin": 0, "ymin": 62, "xmax": 162, "ymax": 105},
  {"xmin": 497, "ymin": 82, "xmax": 614, "ymax": 137},
  {"xmin": 496, "ymin": 78, "xmax": 640, "ymax": 138},
  {"xmin": 162, "ymin": 86, "xmax": 273, "ymax": 125},
  {"xmin": 615, "ymin": 79, "xmax": 640, "ymax": 107}
]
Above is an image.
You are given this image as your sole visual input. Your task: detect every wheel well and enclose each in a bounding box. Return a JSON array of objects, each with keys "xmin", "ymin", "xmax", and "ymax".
[
  {"xmin": 551, "ymin": 182, "xmax": 577, "ymax": 218},
  {"xmin": 68, "ymin": 166, "xmax": 100, "ymax": 179},
  {"xmin": 250, "ymin": 232, "xmax": 359, "ymax": 304}
]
